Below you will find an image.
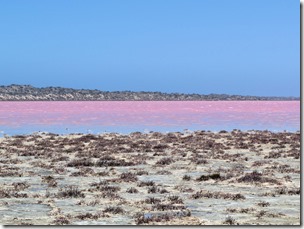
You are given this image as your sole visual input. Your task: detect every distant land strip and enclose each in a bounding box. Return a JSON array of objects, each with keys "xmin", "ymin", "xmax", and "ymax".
[{"xmin": 0, "ymin": 84, "xmax": 300, "ymax": 101}]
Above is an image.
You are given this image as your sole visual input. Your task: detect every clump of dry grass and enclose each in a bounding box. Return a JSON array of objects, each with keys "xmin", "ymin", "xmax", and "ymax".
[
  {"xmin": 126, "ymin": 187, "xmax": 139, "ymax": 193},
  {"xmin": 155, "ymin": 157, "xmax": 174, "ymax": 165},
  {"xmin": 0, "ymin": 166, "xmax": 22, "ymax": 177},
  {"xmin": 0, "ymin": 188, "xmax": 28, "ymax": 198},
  {"xmin": 152, "ymin": 203, "xmax": 186, "ymax": 211},
  {"xmin": 103, "ymin": 206, "xmax": 124, "ymax": 214},
  {"xmin": 138, "ymin": 181, "xmax": 155, "ymax": 187},
  {"xmin": 42, "ymin": 175, "xmax": 57, "ymax": 187},
  {"xmin": 134, "ymin": 213, "xmax": 171, "ymax": 225},
  {"xmin": 257, "ymin": 201, "xmax": 270, "ymax": 207},
  {"xmin": 57, "ymin": 185, "xmax": 85, "ymax": 198},
  {"xmin": 237, "ymin": 171, "xmax": 281, "ymax": 185},
  {"xmin": 190, "ymin": 156, "xmax": 208, "ymax": 165},
  {"xmin": 275, "ymin": 187, "xmax": 300, "ymax": 195},
  {"xmin": 252, "ymin": 160, "xmax": 271, "ymax": 167},
  {"xmin": 182, "ymin": 175, "xmax": 191, "ymax": 181},
  {"xmin": 168, "ymin": 195, "xmax": 184, "ymax": 204},
  {"xmin": 196, "ymin": 173, "xmax": 221, "ymax": 181},
  {"xmin": 119, "ymin": 172, "xmax": 138, "ymax": 182},
  {"xmin": 191, "ymin": 190, "xmax": 245, "ymax": 200},
  {"xmin": 264, "ymin": 151, "xmax": 283, "ymax": 159},
  {"xmin": 89, "ymin": 181, "xmax": 121, "ymax": 193},
  {"xmin": 97, "ymin": 191, "xmax": 121, "ymax": 200},
  {"xmin": 12, "ymin": 181, "xmax": 30, "ymax": 191},
  {"xmin": 135, "ymin": 170, "xmax": 149, "ymax": 175},
  {"xmin": 52, "ymin": 215, "xmax": 71, "ymax": 225},
  {"xmin": 223, "ymin": 216, "xmax": 237, "ymax": 225},
  {"xmin": 95, "ymin": 156, "xmax": 135, "ymax": 167},
  {"xmin": 67, "ymin": 158, "xmax": 94, "ymax": 167},
  {"xmin": 70, "ymin": 167, "xmax": 95, "ymax": 177},
  {"xmin": 144, "ymin": 197, "xmax": 162, "ymax": 204},
  {"xmin": 134, "ymin": 210, "xmax": 191, "ymax": 225},
  {"xmin": 226, "ymin": 207, "xmax": 255, "ymax": 213},
  {"xmin": 156, "ymin": 170, "xmax": 172, "ymax": 175},
  {"xmin": 75, "ymin": 212, "xmax": 104, "ymax": 220}
]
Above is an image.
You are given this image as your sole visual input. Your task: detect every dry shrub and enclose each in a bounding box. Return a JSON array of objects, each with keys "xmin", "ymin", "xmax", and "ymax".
[
  {"xmin": 155, "ymin": 157, "xmax": 174, "ymax": 165},
  {"xmin": 126, "ymin": 187, "xmax": 139, "ymax": 193},
  {"xmin": 168, "ymin": 195, "xmax": 184, "ymax": 204},
  {"xmin": 57, "ymin": 185, "xmax": 85, "ymax": 198},
  {"xmin": 12, "ymin": 182, "xmax": 30, "ymax": 191},
  {"xmin": 144, "ymin": 197, "xmax": 161, "ymax": 204},
  {"xmin": 90, "ymin": 180, "xmax": 121, "ymax": 193},
  {"xmin": 138, "ymin": 181, "xmax": 155, "ymax": 187},
  {"xmin": 182, "ymin": 175, "xmax": 191, "ymax": 181},
  {"xmin": 223, "ymin": 216, "xmax": 237, "ymax": 225},
  {"xmin": 103, "ymin": 206, "xmax": 124, "ymax": 214},
  {"xmin": 0, "ymin": 188, "xmax": 28, "ymax": 198},
  {"xmin": 119, "ymin": 172, "xmax": 138, "ymax": 182},
  {"xmin": 275, "ymin": 187, "xmax": 300, "ymax": 195},
  {"xmin": 97, "ymin": 191, "xmax": 121, "ymax": 200},
  {"xmin": 52, "ymin": 216, "xmax": 70, "ymax": 225},
  {"xmin": 196, "ymin": 173, "xmax": 221, "ymax": 181},
  {"xmin": 95, "ymin": 156, "xmax": 135, "ymax": 167},
  {"xmin": 237, "ymin": 171, "xmax": 281, "ymax": 185},
  {"xmin": 67, "ymin": 158, "xmax": 94, "ymax": 167},
  {"xmin": 257, "ymin": 201, "xmax": 270, "ymax": 207},
  {"xmin": 134, "ymin": 210, "xmax": 191, "ymax": 225},
  {"xmin": 75, "ymin": 212, "xmax": 102, "ymax": 220},
  {"xmin": 191, "ymin": 190, "xmax": 245, "ymax": 200},
  {"xmin": 152, "ymin": 203, "xmax": 185, "ymax": 211}
]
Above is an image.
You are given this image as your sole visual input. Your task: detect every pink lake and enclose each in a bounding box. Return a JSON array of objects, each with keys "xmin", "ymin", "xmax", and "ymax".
[{"xmin": 0, "ymin": 101, "xmax": 300, "ymax": 135}]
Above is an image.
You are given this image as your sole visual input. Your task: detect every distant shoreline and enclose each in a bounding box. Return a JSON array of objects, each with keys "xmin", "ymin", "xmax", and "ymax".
[
  {"xmin": 0, "ymin": 129, "xmax": 300, "ymax": 139},
  {"xmin": 0, "ymin": 84, "xmax": 299, "ymax": 101}
]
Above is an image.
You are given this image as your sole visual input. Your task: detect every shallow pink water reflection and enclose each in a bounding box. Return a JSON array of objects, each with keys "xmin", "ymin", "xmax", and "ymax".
[{"xmin": 0, "ymin": 101, "xmax": 300, "ymax": 134}]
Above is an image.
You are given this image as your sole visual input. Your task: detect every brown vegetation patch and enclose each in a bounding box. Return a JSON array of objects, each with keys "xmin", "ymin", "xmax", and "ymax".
[
  {"xmin": 191, "ymin": 190, "xmax": 245, "ymax": 200},
  {"xmin": 95, "ymin": 156, "xmax": 136, "ymax": 167},
  {"xmin": 0, "ymin": 188, "xmax": 28, "ymax": 198},
  {"xmin": 57, "ymin": 185, "xmax": 85, "ymax": 198},
  {"xmin": 237, "ymin": 171, "xmax": 281, "ymax": 185},
  {"xmin": 103, "ymin": 206, "xmax": 124, "ymax": 214}
]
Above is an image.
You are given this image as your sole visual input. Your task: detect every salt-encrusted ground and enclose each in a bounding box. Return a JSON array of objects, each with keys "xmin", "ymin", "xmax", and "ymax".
[{"xmin": 0, "ymin": 130, "xmax": 300, "ymax": 225}]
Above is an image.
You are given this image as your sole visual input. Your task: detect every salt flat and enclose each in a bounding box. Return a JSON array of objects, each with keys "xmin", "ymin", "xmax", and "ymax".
[{"xmin": 0, "ymin": 130, "xmax": 300, "ymax": 225}]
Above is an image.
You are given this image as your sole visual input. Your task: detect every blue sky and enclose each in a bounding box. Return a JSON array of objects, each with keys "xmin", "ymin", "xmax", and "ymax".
[{"xmin": 0, "ymin": 0, "xmax": 299, "ymax": 96}]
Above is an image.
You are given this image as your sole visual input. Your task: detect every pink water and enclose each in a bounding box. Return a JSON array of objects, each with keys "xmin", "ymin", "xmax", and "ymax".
[{"xmin": 0, "ymin": 101, "xmax": 300, "ymax": 135}]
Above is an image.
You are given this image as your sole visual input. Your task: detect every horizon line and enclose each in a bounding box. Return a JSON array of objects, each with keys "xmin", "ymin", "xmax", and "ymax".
[{"xmin": 1, "ymin": 84, "xmax": 300, "ymax": 98}]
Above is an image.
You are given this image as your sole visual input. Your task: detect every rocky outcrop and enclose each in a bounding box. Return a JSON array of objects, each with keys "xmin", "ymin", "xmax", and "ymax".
[{"xmin": 0, "ymin": 84, "xmax": 299, "ymax": 101}]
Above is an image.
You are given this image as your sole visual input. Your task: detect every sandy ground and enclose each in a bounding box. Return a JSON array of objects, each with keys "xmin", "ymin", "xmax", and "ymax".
[{"xmin": 0, "ymin": 130, "xmax": 300, "ymax": 225}]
